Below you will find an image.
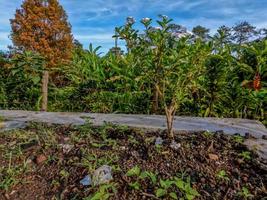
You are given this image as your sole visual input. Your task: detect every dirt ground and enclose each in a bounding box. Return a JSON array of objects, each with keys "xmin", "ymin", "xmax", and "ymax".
[{"xmin": 0, "ymin": 123, "xmax": 266, "ymax": 200}]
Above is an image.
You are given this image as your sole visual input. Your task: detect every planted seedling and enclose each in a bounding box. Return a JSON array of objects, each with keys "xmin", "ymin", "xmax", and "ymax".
[
  {"xmin": 239, "ymin": 151, "xmax": 251, "ymax": 161},
  {"xmin": 126, "ymin": 166, "xmax": 141, "ymax": 177},
  {"xmin": 216, "ymin": 170, "xmax": 230, "ymax": 182},
  {"xmin": 238, "ymin": 186, "xmax": 253, "ymax": 199},
  {"xmin": 85, "ymin": 183, "xmax": 117, "ymax": 200},
  {"xmin": 232, "ymin": 135, "xmax": 244, "ymax": 144},
  {"xmin": 173, "ymin": 177, "xmax": 199, "ymax": 200}
]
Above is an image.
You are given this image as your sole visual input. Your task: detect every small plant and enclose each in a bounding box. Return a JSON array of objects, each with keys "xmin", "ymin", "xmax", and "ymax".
[
  {"xmin": 0, "ymin": 153, "xmax": 29, "ymax": 191},
  {"xmin": 238, "ymin": 186, "xmax": 253, "ymax": 199},
  {"xmin": 173, "ymin": 177, "xmax": 200, "ymax": 200},
  {"xmin": 155, "ymin": 177, "xmax": 199, "ymax": 200},
  {"xmin": 85, "ymin": 183, "xmax": 117, "ymax": 200},
  {"xmin": 140, "ymin": 171, "xmax": 157, "ymax": 185},
  {"xmin": 203, "ymin": 131, "xmax": 213, "ymax": 138},
  {"xmin": 233, "ymin": 135, "xmax": 244, "ymax": 144},
  {"xmin": 156, "ymin": 179, "xmax": 175, "ymax": 199},
  {"xmin": 239, "ymin": 151, "xmax": 251, "ymax": 160},
  {"xmin": 126, "ymin": 166, "xmax": 141, "ymax": 177},
  {"xmin": 59, "ymin": 169, "xmax": 70, "ymax": 180},
  {"xmin": 216, "ymin": 170, "xmax": 230, "ymax": 182},
  {"xmin": 129, "ymin": 181, "xmax": 141, "ymax": 190}
]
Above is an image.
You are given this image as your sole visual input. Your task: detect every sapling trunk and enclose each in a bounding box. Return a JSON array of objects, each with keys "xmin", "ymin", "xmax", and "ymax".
[
  {"xmin": 41, "ymin": 71, "xmax": 49, "ymax": 111},
  {"xmin": 165, "ymin": 103, "xmax": 176, "ymax": 139},
  {"xmin": 152, "ymin": 86, "xmax": 159, "ymax": 113}
]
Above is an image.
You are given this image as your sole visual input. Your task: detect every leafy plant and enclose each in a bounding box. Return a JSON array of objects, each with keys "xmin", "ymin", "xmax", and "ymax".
[
  {"xmin": 239, "ymin": 151, "xmax": 251, "ymax": 160},
  {"xmin": 85, "ymin": 183, "xmax": 117, "ymax": 200},
  {"xmin": 232, "ymin": 135, "xmax": 244, "ymax": 144},
  {"xmin": 238, "ymin": 186, "xmax": 253, "ymax": 199},
  {"xmin": 216, "ymin": 170, "xmax": 230, "ymax": 182}
]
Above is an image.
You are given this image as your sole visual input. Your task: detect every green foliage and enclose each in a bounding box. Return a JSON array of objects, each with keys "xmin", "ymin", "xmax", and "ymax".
[
  {"xmin": 0, "ymin": 16, "xmax": 266, "ymax": 126},
  {"xmin": 126, "ymin": 165, "xmax": 199, "ymax": 200},
  {"xmin": 216, "ymin": 170, "xmax": 230, "ymax": 182},
  {"xmin": 232, "ymin": 135, "xmax": 244, "ymax": 144},
  {"xmin": 126, "ymin": 166, "xmax": 141, "ymax": 177},
  {"xmin": 1, "ymin": 51, "xmax": 45, "ymax": 110},
  {"xmin": 85, "ymin": 183, "xmax": 117, "ymax": 200},
  {"xmin": 238, "ymin": 186, "xmax": 253, "ymax": 199},
  {"xmin": 239, "ymin": 151, "xmax": 251, "ymax": 160}
]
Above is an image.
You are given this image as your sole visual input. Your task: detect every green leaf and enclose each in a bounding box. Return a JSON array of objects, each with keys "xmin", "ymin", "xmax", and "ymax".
[
  {"xmin": 126, "ymin": 166, "xmax": 141, "ymax": 177},
  {"xmin": 186, "ymin": 194, "xmax": 195, "ymax": 200},
  {"xmin": 32, "ymin": 76, "xmax": 41, "ymax": 85},
  {"xmin": 174, "ymin": 179, "xmax": 184, "ymax": 190},
  {"xmin": 155, "ymin": 188, "xmax": 166, "ymax": 197},
  {"xmin": 129, "ymin": 181, "xmax": 141, "ymax": 190},
  {"xmin": 169, "ymin": 192, "xmax": 178, "ymax": 199}
]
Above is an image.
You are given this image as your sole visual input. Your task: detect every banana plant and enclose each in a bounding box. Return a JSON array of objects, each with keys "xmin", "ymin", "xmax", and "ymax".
[{"xmin": 239, "ymin": 40, "xmax": 267, "ymax": 91}]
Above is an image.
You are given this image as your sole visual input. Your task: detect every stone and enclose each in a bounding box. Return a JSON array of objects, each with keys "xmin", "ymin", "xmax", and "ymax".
[
  {"xmin": 170, "ymin": 140, "xmax": 181, "ymax": 150},
  {"xmin": 59, "ymin": 144, "xmax": 74, "ymax": 154},
  {"xmin": 36, "ymin": 154, "xmax": 47, "ymax": 164},
  {"xmin": 208, "ymin": 153, "xmax": 219, "ymax": 161},
  {"xmin": 155, "ymin": 137, "xmax": 163, "ymax": 145},
  {"xmin": 92, "ymin": 165, "xmax": 113, "ymax": 186},
  {"xmin": 80, "ymin": 175, "xmax": 92, "ymax": 186}
]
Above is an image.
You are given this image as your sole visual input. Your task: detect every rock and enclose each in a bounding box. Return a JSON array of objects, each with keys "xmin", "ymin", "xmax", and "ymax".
[
  {"xmin": 92, "ymin": 165, "xmax": 113, "ymax": 186},
  {"xmin": 170, "ymin": 140, "xmax": 181, "ymax": 150},
  {"xmin": 208, "ymin": 153, "xmax": 219, "ymax": 161},
  {"xmin": 59, "ymin": 144, "xmax": 74, "ymax": 154},
  {"xmin": 80, "ymin": 175, "xmax": 92, "ymax": 186},
  {"xmin": 155, "ymin": 137, "xmax": 163, "ymax": 145},
  {"xmin": 36, "ymin": 154, "xmax": 47, "ymax": 164}
]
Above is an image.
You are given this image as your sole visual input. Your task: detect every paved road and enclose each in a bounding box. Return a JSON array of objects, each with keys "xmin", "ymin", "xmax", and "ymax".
[{"xmin": 0, "ymin": 110, "xmax": 266, "ymax": 159}]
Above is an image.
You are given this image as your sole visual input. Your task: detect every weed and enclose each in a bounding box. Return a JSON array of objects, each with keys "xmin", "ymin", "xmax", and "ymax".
[
  {"xmin": 238, "ymin": 186, "xmax": 253, "ymax": 199},
  {"xmin": 203, "ymin": 131, "xmax": 213, "ymax": 138},
  {"xmin": 239, "ymin": 151, "xmax": 251, "ymax": 160},
  {"xmin": 232, "ymin": 135, "xmax": 244, "ymax": 144},
  {"xmin": 0, "ymin": 153, "xmax": 29, "ymax": 191},
  {"xmin": 216, "ymin": 170, "xmax": 230, "ymax": 182},
  {"xmin": 126, "ymin": 166, "xmax": 141, "ymax": 177},
  {"xmin": 84, "ymin": 183, "xmax": 117, "ymax": 200}
]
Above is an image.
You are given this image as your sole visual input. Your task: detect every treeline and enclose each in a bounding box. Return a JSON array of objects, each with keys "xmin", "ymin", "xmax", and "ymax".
[
  {"xmin": 0, "ymin": 1, "xmax": 266, "ymax": 131},
  {"xmin": 1, "ymin": 17, "xmax": 266, "ymax": 124}
]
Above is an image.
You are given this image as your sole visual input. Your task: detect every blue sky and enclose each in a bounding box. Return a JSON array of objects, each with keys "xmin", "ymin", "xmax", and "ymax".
[{"xmin": 0, "ymin": 0, "xmax": 267, "ymax": 53}]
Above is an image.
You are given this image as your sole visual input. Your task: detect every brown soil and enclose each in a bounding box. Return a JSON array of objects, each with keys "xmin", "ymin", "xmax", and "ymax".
[{"xmin": 0, "ymin": 123, "xmax": 266, "ymax": 200}]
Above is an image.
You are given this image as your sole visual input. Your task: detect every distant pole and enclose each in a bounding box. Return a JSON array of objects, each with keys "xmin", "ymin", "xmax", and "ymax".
[
  {"xmin": 113, "ymin": 28, "xmax": 120, "ymax": 56},
  {"xmin": 41, "ymin": 71, "xmax": 49, "ymax": 111}
]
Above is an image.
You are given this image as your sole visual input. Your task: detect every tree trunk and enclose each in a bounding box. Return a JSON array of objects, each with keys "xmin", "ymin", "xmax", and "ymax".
[
  {"xmin": 41, "ymin": 71, "xmax": 49, "ymax": 111},
  {"xmin": 152, "ymin": 85, "xmax": 159, "ymax": 114}
]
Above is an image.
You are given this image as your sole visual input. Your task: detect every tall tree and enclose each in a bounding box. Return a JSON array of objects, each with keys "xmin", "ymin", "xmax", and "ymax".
[
  {"xmin": 232, "ymin": 21, "xmax": 257, "ymax": 45},
  {"xmin": 10, "ymin": 0, "xmax": 73, "ymax": 68},
  {"xmin": 192, "ymin": 25, "xmax": 210, "ymax": 41},
  {"xmin": 213, "ymin": 25, "xmax": 232, "ymax": 46},
  {"xmin": 10, "ymin": 0, "xmax": 74, "ymax": 110}
]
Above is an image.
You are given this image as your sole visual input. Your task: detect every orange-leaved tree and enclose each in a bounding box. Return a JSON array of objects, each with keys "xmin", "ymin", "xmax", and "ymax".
[{"xmin": 10, "ymin": 0, "xmax": 74, "ymax": 111}]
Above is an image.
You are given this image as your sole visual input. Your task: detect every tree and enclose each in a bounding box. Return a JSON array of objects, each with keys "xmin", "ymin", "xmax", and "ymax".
[
  {"xmin": 10, "ymin": 0, "xmax": 74, "ymax": 110},
  {"xmin": 10, "ymin": 0, "xmax": 73, "ymax": 67},
  {"xmin": 192, "ymin": 25, "xmax": 210, "ymax": 41},
  {"xmin": 213, "ymin": 25, "xmax": 232, "ymax": 49},
  {"xmin": 232, "ymin": 21, "xmax": 257, "ymax": 45}
]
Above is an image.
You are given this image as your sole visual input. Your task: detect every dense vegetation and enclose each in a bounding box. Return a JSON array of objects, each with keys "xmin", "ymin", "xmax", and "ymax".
[{"xmin": 0, "ymin": 3, "xmax": 266, "ymax": 128}]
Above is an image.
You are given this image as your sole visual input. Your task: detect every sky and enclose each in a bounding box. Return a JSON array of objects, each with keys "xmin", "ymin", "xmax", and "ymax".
[{"xmin": 0, "ymin": 0, "xmax": 267, "ymax": 53}]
